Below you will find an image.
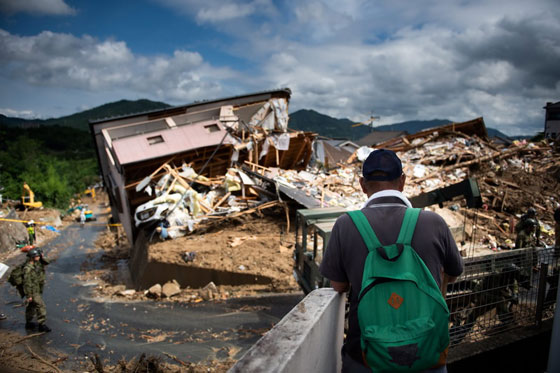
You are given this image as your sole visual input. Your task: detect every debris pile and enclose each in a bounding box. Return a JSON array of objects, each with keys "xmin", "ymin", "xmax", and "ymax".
[
  {"xmin": 83, "ymin": 116, "xmax": 559, "ymax": 302},
  {"xmin": 134, "ymin": 117, "xmax": 559, "ymax": 259},
  {"xmin": 133, "ymin": 161, "xmax": 291, "ymax": 238},
  {"xmin": 370, "ymin": 119, "xmax": 559, "ymax": 253},
  {"xmin": 238, "ymin": 124, "xmax": 558, "ymax": 256}
]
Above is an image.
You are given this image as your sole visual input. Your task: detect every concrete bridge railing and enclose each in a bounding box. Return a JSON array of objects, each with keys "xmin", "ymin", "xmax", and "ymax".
[{"xmin": 229, "ymin": 288, "xmax": 346, "ymax": 373}]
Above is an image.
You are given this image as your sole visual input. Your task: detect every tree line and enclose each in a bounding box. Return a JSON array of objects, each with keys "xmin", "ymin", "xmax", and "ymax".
[{"xmin": 0, "ymin": 125, "xmax": 99, "ymax": 209}]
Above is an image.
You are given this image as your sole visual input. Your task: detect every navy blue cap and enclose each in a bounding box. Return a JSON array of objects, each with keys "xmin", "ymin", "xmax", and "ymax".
[{"xmin": 362, "ymin": 149, "xmax": 403, "ymax": 181}]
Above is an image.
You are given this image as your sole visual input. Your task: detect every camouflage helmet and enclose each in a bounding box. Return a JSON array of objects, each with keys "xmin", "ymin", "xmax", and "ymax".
[{"xmin": 26, "ymin": 248, "xmax": 41, "ymax": 258}]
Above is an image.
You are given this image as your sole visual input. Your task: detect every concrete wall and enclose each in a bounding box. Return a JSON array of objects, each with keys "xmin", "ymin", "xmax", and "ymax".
[
  {"xmin": 545, "ymin": 119, "xmax": 560, "ymax": 138},
  {"xmin": 128, "ymin": 230, "xmax": 276, "ymax": 289},
  {"xmin": 229, "ymin": 288, "xmax": 346, "ymax": 373}
]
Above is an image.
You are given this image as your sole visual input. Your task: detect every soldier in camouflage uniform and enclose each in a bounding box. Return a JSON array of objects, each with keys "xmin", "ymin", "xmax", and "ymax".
[
  {"xmin": 22, "ymin": 248, "xmax": 51, "ymax": 332},
  {"xmin": 515, "ymin": 218, "xmax": 539, "ymax": 249},
  {"xmin": 515, "ymin": 208, "xmax": 541, "ymax": 246}
]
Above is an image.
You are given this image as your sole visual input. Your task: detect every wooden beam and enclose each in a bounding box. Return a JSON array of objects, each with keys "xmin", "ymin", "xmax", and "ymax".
[
  {"xmin": 213, "ymin": 192, "xmax": 231, "ymax": 210},
  {"xmin": 290, "ymin": 136, "xmax": 307, "ymax": 169}
]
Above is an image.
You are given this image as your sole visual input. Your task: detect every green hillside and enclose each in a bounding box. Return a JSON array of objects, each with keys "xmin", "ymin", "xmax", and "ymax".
[
  {"xmin": 288, "ymin": 109, "xmax": 453, "ymax": 141},
  {"xmin": 0, "ymin": 99, "xmax": 171, "ymax": 132},
  {"xmin": 287, "ymin": 109, "xmax": 371, "ymax": 141},
  {"xmin": 288, "ymin": 110, "xmax": 512, "ymax": 140},
  {"xmin": 373, "ymin": 119, "xmax": 451, "ymax": 133}
]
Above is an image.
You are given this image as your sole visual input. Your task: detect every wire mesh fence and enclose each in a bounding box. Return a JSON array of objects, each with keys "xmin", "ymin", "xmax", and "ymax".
[{"xmin": 447, "ymin": 246, "xmax": 559, "ymax": 347}]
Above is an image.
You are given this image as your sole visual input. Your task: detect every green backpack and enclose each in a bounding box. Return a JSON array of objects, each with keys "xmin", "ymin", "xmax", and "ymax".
[{"xmin": 348, "ymin": 208, "xmax": 449, "ymax": 372}]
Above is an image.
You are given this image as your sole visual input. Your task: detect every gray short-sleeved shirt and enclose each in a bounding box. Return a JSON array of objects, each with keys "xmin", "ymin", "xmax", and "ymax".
[{"xmin": 319, "ymin": 195, "xmax": 464, "ymax": 363}]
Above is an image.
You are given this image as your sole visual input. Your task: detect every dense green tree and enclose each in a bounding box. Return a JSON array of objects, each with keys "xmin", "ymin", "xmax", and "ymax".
[{"xmin": 0, "ymin": 125, "xmax": 99, "ymax": 209}]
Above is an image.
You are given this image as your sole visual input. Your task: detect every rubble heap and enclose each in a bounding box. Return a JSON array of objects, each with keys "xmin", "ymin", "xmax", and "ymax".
[
  {"xmin": 85, "ymin": 116, "xmax": 555, "ymax": 301},
  {"xmin": 136, "ymin": 117, "xmax": 558, "ymax": 259}
]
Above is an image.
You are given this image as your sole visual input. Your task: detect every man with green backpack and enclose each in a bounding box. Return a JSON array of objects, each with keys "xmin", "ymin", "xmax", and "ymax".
[{"xmin": 320, "ymin": 149, "xmax": 464, "ymax": 372}]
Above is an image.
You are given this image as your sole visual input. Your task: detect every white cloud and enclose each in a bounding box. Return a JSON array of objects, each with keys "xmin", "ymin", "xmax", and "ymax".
[
  {"xmin": 1, "ymin": 0, "xmax": 559, "ymax": 136},
  {"xmin": 0, "ymin": 29, "xmax": 237, "ymax": 105},
  {"xmin": 293, "ymin": 2, "xmax": 353, "ymax": 40},
  {"xmin": 0, "ymin": 107, "xmax": 38, "ymax": 119},
  {"xmin": 0, "ymin": 0, "xmax": 75, "ymax": 15},
  {"xmin": 254, "ymin": 5, "xmax": 559, "ymax": 136},
  {"xmin": 463, "ymin": 61, "xmax": 515, "ymax": 91},
  {"xmin": 197, "ymin": 2, "xmax": 255, "ymax": 22},
  {"xmin": 155, "ymin": 0, "xmax": 275, "ymax": 23}
]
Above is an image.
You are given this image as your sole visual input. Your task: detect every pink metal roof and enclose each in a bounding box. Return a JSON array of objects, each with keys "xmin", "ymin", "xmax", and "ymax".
[{"xmin": 111, "ymin": 120, "xmax": 233, "ymax": 165}]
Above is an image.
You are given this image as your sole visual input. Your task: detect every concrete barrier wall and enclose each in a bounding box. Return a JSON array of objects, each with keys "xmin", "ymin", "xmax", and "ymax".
[
  {"xmin": 135, "ymin": 261, "xmax": 273, "ymax": 289},
  {"xmin": 229, "ymin": 288, "xmax": 346, "ymax": 373},
  {"xmin": 128, "ymin": 230, "xmax": 275, "ymax": 289}
]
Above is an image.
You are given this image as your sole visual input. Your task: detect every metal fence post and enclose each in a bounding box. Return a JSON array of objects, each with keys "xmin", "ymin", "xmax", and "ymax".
[
  {"xmin": 536, "ymin": 263, "xmax": 548, "ymax": 327},
  {"xmin": 547, "ymin": 260, "xmax": 560, "ymax": 373}
]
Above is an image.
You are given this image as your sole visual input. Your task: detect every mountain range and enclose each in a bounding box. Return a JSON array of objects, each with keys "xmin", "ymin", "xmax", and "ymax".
[
  {"xmin": 0, "ymin": 99, "xmax": 512, "ymax": 140},
  {"xmin": 0, "ymin": 99, "xmax": 170, "ymax": 130}
]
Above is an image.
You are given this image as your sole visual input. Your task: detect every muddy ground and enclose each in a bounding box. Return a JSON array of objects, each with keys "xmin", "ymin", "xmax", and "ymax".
[
  {"xmin": 0, "ymin": 197, "xmax": 301, "ymax": 372},
  {"xmin": 80, "ymin": 205, "xmax": 301, "ymax": 303}
]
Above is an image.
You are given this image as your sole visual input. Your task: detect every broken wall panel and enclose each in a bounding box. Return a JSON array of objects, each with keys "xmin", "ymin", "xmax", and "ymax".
[{"xmin": 110, "ymin": 120, "xmax": 234, "ymax": 166}]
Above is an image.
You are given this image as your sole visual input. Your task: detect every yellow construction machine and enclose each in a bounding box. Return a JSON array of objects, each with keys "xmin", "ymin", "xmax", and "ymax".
[
  {"xmin": 84, "ymin": 187, "xmax": 96, "ymax": 201},
  {"xmin": 21, "ymin": 182, "xmax": 42, "ymax": 209}
]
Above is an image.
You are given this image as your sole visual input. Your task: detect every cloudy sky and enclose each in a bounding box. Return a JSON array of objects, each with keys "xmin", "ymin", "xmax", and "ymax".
[{"xmin": 1, "ymin": 0, "xmax": 559, "ymax": 136}]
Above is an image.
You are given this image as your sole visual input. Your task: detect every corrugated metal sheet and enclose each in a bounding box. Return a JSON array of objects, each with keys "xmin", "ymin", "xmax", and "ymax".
[{"xmin": 111, "ymin": 120, "xmax": 233, "ymax": 165}]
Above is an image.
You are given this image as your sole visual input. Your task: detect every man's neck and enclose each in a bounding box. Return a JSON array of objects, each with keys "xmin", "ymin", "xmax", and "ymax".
[{"xmin": 363, "ymin": 189, "xmax": 412, "ymax": 208}]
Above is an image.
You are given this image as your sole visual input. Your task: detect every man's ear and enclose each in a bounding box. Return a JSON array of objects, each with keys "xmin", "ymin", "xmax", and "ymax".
[
  {"xmin": 398, "ymin": 173, "xmax": 406, "ymax": 192},
  {"xmin": 359, "ymin": 177, "xmax": 367, "ymax": 194}
]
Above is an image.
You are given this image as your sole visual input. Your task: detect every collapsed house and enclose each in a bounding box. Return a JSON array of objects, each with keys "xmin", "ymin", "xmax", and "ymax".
[
  {"xmin": 148, "ymin": 114, "xmax": 558, "ymax": 251},
  {"xmin": 89, "ymin": 89, "xmax": 321, "ymax": 287},
  {"xmin": 89, "ymin": 89, "xmax": 316, "ymax": 242},
  {"xmin": 245, "ymin": 116, "xmax": 559, "ymax": 258}
]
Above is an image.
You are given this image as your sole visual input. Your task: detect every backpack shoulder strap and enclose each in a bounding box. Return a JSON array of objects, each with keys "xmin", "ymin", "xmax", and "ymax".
[
  {"xmin": 347, "ymin": 210, "xmax": 381, "ymax": 252},
  {"xmin": 396, "ymin": 208, "xmax": 421, "ymax": 245}
]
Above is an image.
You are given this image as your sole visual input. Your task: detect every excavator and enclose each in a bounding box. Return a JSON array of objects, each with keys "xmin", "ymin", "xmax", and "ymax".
[
  {"xmin": 84, "ymin": 187, "xmax": 96, "ymax": 201},
  {"xmin": 21, "ymin": 182, "xmax": 42, "ymax": 209}
]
